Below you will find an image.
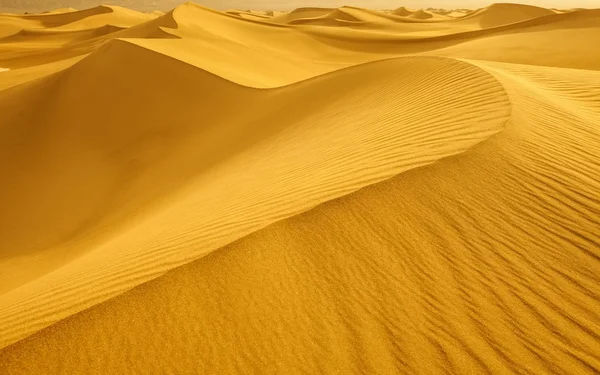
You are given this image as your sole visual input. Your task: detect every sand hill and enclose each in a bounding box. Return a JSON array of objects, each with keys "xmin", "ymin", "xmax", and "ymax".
[
  {"xmin": 392, "ymin": 6, "xmax": 414, "ymax": 16},
  {"xmin": 0, "ymin": 1, "xmax": 599, "ymax": 374},
  {"xmin": 456, "ymin": 3, "xmax": 556, "ymax": 27}
]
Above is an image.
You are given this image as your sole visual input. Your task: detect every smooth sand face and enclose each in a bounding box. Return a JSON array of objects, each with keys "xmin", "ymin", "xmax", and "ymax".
[{"xmin": 0, "ymin": 2, "xmax": 599, "ymax": 374}]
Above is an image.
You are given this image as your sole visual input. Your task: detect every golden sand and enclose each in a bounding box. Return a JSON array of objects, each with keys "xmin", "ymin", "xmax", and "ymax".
[{"xmin": 0, "ymin": 2, "xmax": 599, "ymax": 374}]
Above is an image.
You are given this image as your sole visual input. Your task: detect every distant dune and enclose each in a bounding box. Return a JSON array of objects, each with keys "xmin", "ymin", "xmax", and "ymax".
[
  {"xmin": 0, "ymin": 2, "xmax": 599, "ymax": 374},
  {"xmin": 407, "ymin": 9, "xmax": 434, "ymax": 19},
  {"xmin": 457, "ymin": 3, "xmax": 555, "ymax": 27},
  {"xmin": 392, "ymin": 6, "xmax": 413, "ymax": 16}
]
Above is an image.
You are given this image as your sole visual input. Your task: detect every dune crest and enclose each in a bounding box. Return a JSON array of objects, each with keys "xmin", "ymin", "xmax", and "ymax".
[
  {"xmin": 0, "ymin": 2, "xmax": 599, "ymax": 374},
  {"xmin": 457, "ymin": 3, "xmax": 555, "ymax": 27},
  {"xmin": 392, "ymin": 6, "xmax": 414, "ymax": 16},
  {"xmin": 0, "ymin": 51, "xmax": 512, "ymax": 349},
  {"xmin": 408, "ymin": 9, "xmax": 434, "ymax": 19}
]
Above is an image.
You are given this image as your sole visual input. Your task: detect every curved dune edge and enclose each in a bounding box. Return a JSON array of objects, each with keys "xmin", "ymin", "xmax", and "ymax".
[
  {"xmin": 0, "ymin": 24, "xmax": 126, "ymax": 44},
  {"xmin": 2, "ymin": 3, "xmax": 599, "ymax": 372},
  {"xmin": 1, "ymin": 60, "xmax": 599, "ymax": 374},
  {"xmin": 0, "ymin": 53, "xmax": 512, "ymax": 349},
  {"xmin": 455, "ymin": 3, "xmax": 555, "ymax": 27},
  {"xmin": 304, "ymin": 8, "xmax": 600, "ymax": 44},
  {"xmin": 0, "ymin": 5, "xmax": 152, "ymax": 33},
  {"xmin": 2, "ymin": 4, "xmax": 598, "ymax": 91},
  {"xmin": 392, "ymin": 6, "xmax": 414, "ymax": 16}
]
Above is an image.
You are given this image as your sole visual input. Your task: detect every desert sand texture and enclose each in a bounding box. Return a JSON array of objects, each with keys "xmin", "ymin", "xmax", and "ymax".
[{"xmin": 0, "ymin": 2, "xmax": 599, "ymax": 374}]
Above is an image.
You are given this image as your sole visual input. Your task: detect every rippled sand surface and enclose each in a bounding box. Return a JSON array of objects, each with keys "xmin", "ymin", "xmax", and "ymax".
[{"xmin": 0, "ymin": 3, "xmax": 599, "ymax": 374}]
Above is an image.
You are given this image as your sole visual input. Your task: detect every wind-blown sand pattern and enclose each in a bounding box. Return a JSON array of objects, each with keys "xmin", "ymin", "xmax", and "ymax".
[{"xmin": 0, "ymin": 2, "xmax": 599, "ymax": 374}]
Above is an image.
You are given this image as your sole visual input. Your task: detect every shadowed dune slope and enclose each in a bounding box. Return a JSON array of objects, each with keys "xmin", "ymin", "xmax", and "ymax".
[
  {"xmin": 7, "ymin": 5, "xmax": 113, "ymax": 26},
  {"xmin": 225, "ymin": 9, "xmax": 272, "ymax": 20},
  {"xmin": 0, "ymin": 15, "xmax": 44, "ymax": 38},
  {"xmin": 392, "ymin": 6, "xmax": 414, "ymax": 16},
  {"xmin": 45, "ymin": 8, "xmax": 79, "ymax": 14},
  {"xmin": 301, "ymin": 9, "xmax": 600, "ymax": 70},
  {"xmin": 39, "ymin": 5, "xmax": 153, "ymax": 30},
  {"xmin": 0, "ymin": 46, "xmax": 511, "ymax": 348},
  {"xmin": 1, "ymin": 59, "xmax": 599, "ymax": 375},
  {"xmin": 0, "ymin": 25, "xmax": 125, "ymax": 45},
  {"xmin": 0, "ymin": 8, "xmax": 178, "ymax": 86},
  {"xmin": 0, "ymin": 38, "xmax": 254, "ymax": 261},
  {"xmin": 446, "ymin": 10, "xmax": 470, "ymax": 18},
  {"xmin": 3, "ymin": 5, "xmax": 151, "ymax": 30},
  {"xmin": 430, "ymin": 10, "xmax": 600, "ymax": 70},
  {"xmin": 266, "ymin": 7, "xmax": 335, "ymax": 24},
  {"xmin": 114, "ymin": 3, "xmax": 363, "ymax": 87},
  {"xmin": 330, "ymin": 7, "xmax": 436, "ymax": 25},
  {"xmin": 2, "ymin": 3, "xmax": 598, "ymax": 91},
  {"xmin": 1, "ymin": 2, "xmax": 599, "ymax": 374},
  {"xmin": 109, "ymin": 9, "xmax": 179, "ymax": 38},
  {"xmin": 408, "ymin": 9, "xmax": 436, "ymax": 19}
]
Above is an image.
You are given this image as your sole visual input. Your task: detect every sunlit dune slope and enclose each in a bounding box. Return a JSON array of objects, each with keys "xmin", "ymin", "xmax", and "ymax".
[
  {"xmin": 0, "ymin": 5, "xmax": 161, "ymax": 77},
  {"xmin": 456, "ymin": 3, "xmax": 555, "ymax": 28},
  {"xmin": 1, "ymin": 58, "xmax": 599, "ymax": 375},
  {"xmin": 226, "ymin": 9, "xmax": 271, "ymax": 21},
  {"xmin": 408, "ymin": 9, "xmax": 450, "ymax": 20},
  {"xmin": 2, "ymin": 2, "xmax": 599, "ymax": 91},
  {"xmin": 0, "ymin": 25, "xmax": 125, "ymax": 45},
  {"xmin": 0, "ymin": 2, "xmax": 599, "ymax": 374},
  {"xmin": 118, "ymin": 3, "xmax": 365, "ymax": 87},
  {"xmin": 301, "ymin": 8, "xmax": 600, "ymax": 70},
  {"xmin": 45, "ymin": 8, "xmax": 78, "ymax": 14},
  {"xmin": 0, "ymin": 44, "xmax": 511, "ymax": 348},
  {"xmin": 408, "ymin": 9, "xmax": 433, "ymax": 19},
  {"xmin": 1, "ymin": 5, "xmax": 151, "ymax": 32},
  {"xmin": 0, "ymin": 6, "xmax": 113, "ymax": 37},
  {"xmin": 392, "ymin": 6, "xmax": 414, "ymax": 16},
  {"xmin": 430, "ymin": 9, "xmax": 600, "ymax": 70},
  {"xmin": 266, "ymin": 7, "xmax": 335, "ymax": 23},
  {"xmin": 446, "ymin": 10, "xmax": 470, "ymax": 18}
]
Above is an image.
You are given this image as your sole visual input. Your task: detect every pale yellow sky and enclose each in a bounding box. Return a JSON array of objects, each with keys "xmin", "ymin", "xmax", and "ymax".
[{"xmin": 1, "ymin": 0, "xmax": 598, "ymax": 12}]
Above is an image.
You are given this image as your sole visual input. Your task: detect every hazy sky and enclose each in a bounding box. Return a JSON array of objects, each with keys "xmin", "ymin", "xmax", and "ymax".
[{"xmin": 1, "ymin": 0, "xmax": 598, "ymax": 12}]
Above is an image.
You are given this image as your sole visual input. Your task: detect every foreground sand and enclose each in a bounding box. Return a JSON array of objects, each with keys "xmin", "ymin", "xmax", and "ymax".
[{"xmin": 0, "ymin": 3, "xmax": 599, "ymax": 374}]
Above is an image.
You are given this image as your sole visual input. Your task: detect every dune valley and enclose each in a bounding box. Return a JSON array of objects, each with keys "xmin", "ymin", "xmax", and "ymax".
[{"xmin": 0, "ymin": 2, "xmax": 599, "ymax": 374}]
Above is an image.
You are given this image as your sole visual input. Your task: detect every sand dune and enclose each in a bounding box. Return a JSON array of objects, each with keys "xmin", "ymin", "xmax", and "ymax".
[
  {"xmin": 392, "ymin": 6, "xmax": 414, "ymax": 16},
  {"xmin": 6, "ymin": 5, "xmax": 151, "ymax": 30},
  {"xmin": 266, "ymin": 7, "xmax": 335, "ymax": 23},
  {"xmin": 456, "ymin": 3, "xmax": 556, "ymax": 28},
  {"xmin": 407, "ymin": 9, "xmax": 450, "ymax": 20},
  {"xmin": 0, "ymin": 48, "xmax": 511, "ymax": 345},
  {"xmin": 0, "ymin": 24, "xmax": 125, "ymax": 45},
  {"xmin": 446, "ymin": 10, "xmax": 469, "ymax": 18},
  {"xmin": 45, "ymin": 7, "xmax": 78, "ymax": 14},
  {"xmin": 225, "ymin": 9, "xmax": 272, "ymax": 21},
  {"xmin": 408, "ymin": 9, "xmax": 434, "ymax": 19},
  {"xmin": 0, "ymin": 1, "xmax": 599, "ymax": 374},
  {"xmin": 431, "ymin": 10, "xmax": 600, "ymax": 70}
]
